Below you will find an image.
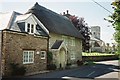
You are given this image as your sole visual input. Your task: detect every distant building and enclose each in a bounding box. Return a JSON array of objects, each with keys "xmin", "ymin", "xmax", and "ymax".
[
  {"xmin": 91, "ymin": 26, "xmax": 100, "ymax": 39},
  {"xmin": 90, "ymin": 26, "xmax": 105, "ymax": 53}
]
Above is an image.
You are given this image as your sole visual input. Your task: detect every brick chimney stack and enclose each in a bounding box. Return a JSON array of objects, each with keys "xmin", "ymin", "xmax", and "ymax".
[
  {"xmin": 67, "ymin": 10, "xmax": 69, "ymax": 14},
  {"xmin": 63, "ymin": 12, "xmax": 65, "ymax": 15}
]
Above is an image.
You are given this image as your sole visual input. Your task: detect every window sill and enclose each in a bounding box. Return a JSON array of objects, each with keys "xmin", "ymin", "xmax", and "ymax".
[
  {"xmin": 41, "ymin": 58, "xmax": 46, "ymax": 60},
  {"xmin": 23, "ymin": 62, "xmax": 34, "ymax": 64}
]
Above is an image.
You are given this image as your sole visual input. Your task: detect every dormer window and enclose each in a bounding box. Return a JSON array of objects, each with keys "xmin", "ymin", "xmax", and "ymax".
[
  {"xmin": 31, "ymin": 24, "xmax": 34, "ymax": 33},
  {"xmin": 26, "ymin": 23, "xmax": 35, "ymax": 34},
  {"xmin": 27, "ymin": 23, "xmax": 30, "ymax": 33}
]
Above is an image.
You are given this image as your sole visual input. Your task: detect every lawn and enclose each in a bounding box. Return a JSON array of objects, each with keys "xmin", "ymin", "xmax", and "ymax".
[{"xmin": 82, "ymin": 52, "xmax": 116, "ymax": 56}]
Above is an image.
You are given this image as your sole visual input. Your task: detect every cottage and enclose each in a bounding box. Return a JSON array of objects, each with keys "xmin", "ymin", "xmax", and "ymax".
[
  {"xmin": 27, "ymin": 3, "xmax": 84, "ymax": 68},
  {"xmin": 0, "ymin": 11, "xmax": 49, "ymax": 76}
]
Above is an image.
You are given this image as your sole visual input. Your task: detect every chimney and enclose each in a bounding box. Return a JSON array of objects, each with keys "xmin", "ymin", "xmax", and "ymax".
[
  {"xmin": 63, "ymin": 12, "xmax": 65, "ymax": 15},
  {"xmin": 67, "ymin": 10, "xmax": 69, "ymax": 14}
]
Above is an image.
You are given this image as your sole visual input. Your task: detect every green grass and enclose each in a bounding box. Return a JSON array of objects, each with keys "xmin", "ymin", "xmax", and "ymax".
[
  {"xmin": 82, "ymin": 52, "xmax": 115, "ymax": 56},
  {"xmin": 84, "ymin": 61, "xmax": 96, "ymax": 65}
]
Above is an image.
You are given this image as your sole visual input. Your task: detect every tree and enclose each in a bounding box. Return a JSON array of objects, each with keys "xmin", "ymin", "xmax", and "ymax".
[
  {"xmin": 106, "ymin": 0, "xmax": 120, "ymax": 54},
  {"xmin": 63, "ymin": 10, "xmax": 90, "ymax": 52},
  {"xmin": 106, "ymin": 43, "xmax": 110, "ymax": 53}
]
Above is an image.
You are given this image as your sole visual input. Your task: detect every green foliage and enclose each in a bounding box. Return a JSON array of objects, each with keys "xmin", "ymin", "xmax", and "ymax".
[
  {"xmin": 107, "ymin": 1, "xmax": 120, "ymax": 55},
  {"xmin": 82, "ymin": 52, "xmax": 115, "ymax": 56},
  {"xmin": 76, "ymin": 60, "xmax": 83, "ymax": 66},
  {"xmin": 47, "ymin": 51, "xmax": 56, "ymax": 70},
  {"xmin": 47, "ymin": 64, "xmax": 57, "ymax": 70},
  {"xmin": 10, "ymin": 63, "xmax": 26, "ymax": 76},
  {"xmin": 83, "ymin": 61, "xmax": 96, "ymax": 65},
  {"xmin": 47, "ymin": 51, "xmax": 53, "ymax": 64}
]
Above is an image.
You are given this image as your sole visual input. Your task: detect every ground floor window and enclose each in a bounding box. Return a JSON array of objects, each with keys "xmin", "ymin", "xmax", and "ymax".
[
  {"xmin": 23, "ymin": 50, "xmax": 34, "ymax": 64},
  {"xmin": 41, "ymin": 51, "xmax": 46, "ymax": 59},
  {"xmin": 70, "ymin": 52, "xmax": 75, "ymax": 60}
]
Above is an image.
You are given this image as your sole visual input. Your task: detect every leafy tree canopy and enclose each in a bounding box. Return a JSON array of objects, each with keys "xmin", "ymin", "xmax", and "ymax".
[{"xmin": 107, "ymin": 0, "xmax": 120, "ymax": 53}]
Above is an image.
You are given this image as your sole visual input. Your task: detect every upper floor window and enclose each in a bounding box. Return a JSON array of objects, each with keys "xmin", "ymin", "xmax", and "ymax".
[
  {"xmin": 62, "ymin": 35, "xmax": 68, "ymax": 45},
  {"xmin": 27, "ymin": 23, "xmax": 30, "ymax": 33},
  {"xmin": 31, "ymin": 24, "xmax": 34, "ymax": 33},
  {"xmin": 26, "ymin": 23, "xmax": 35, "ymax": 34},
  {"xmin": 71, "ymin": 37, "xmax": 75, "ymax": 46}
]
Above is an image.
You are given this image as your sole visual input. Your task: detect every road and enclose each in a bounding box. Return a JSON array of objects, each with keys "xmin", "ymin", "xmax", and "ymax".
[{"xmin": 27, "ymin": 60, "xmax": 119, "ymax": 80}]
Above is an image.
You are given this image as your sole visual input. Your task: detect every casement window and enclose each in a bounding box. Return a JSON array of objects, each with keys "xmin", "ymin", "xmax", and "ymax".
[
  {"xmin": 70, "ymin": 52, "xmax": 75, "ymax": 60},
  {"xmin": 31, "ymin": 24, "xmax": 34, "ymax": 33},
  {"xmin": 71, "ymin": 37, "xmax": 75, "ymax": 46},
  {"xmin": 41, "ymin": 51, "xmax": 46, "ymax": 59},
  {"xmin": 62, "ymin": 35, "xmax": 68, "ymax": 45},
  {"xmin": 23, "ymin": 51, "xmax": 34, "ymax": 64},
  {"xmin": 27, "ymin": 23, "xmax": 30, "ymax": 33},
  {"xmin": 26, "ymin": 23, "xmax": 35, "ymax": 34}
]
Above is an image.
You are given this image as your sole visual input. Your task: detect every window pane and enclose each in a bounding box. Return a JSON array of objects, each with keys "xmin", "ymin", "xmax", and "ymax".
[
  {"xmin": 29, "ymin": 51, "xmax": 34, "ymax": 62},
  {"xmin": 41, "ymin": 51, "xmax": 46, "ymax": 59},
  {"xmin": 31, "ymin": 24, "xmax": 34, "ymax": 33},
  {"xmin": 27, "ymin": 23, "xmax": 30, "ymax": 32},
  {"xmin": 23, "ymin": 51, "xmax": 28, "ymax": 63}
]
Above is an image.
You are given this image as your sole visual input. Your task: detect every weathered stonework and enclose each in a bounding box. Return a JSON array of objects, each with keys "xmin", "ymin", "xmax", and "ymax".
[
  {"xmin": 2, "ymin": 30, "xmax": 48, "ymax": 76},
  {"xmin": 49, "ymin": 33, "xmax": 82, "ymax": 68}
]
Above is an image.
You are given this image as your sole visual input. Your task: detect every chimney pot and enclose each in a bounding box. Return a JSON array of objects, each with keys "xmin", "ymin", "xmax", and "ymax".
[
  {"xmin": 63, "ymin": 12, "xmax": 65, "ymax": 15},
  {"xmin": 67, "ymin": 10, "xmax": 69, "ymax": 14}
]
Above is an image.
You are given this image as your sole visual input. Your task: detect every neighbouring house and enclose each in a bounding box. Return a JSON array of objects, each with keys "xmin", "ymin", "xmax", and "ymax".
[
  {"xmin": 90, "ymin": 26, "xmax": 106, "ymax": 53},
  {"xmin": 27, "ymin": 2, "xmax": 84, "ymax": 68},
  {"xmin": 0, "ymin": 11, "xmax": 49, "ymax": 76}
]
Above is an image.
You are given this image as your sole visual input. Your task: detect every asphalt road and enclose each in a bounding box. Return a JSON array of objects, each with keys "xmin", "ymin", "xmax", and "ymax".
[
  {"xmin": 25, "ymin": 60, "xmax": 119, "ymax": 80},
  {"xmin": 3, "ymin": 60, "xmax": 119, "ymax": 80}
]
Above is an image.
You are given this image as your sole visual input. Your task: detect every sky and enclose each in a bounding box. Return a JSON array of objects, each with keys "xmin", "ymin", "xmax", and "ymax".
[{"xmin": 0, "ymin": 0, "xmax": 116, "ymax": 45}]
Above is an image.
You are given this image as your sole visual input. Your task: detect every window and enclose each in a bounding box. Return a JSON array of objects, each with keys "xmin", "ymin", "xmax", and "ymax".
[
  {"xmin": 70, "ymin": 52, "xmax": 75, "ymax": 60},
  {"xmin": 41, "ymin": 51, "xmax": 46, "ymax": 59},
  {"xmin": 62, "ymin": 35, "xmax": 68, "ymax": 45},
  {"xmin": 23, "ymin": 51, "xmax": 34, "ymax": 64},
  {"xmin": 27, "ymin": 23, "xmax": 30, "ymax": 33},
  {"xmin": 26, "ymin": 23, "xmax": 35, "ymax": 34},
  {"xmin": 71, "ymin": 37, "xmax": 75, "ymax": 46},
  {"xmin": 31, "ymin": 24, "xmax": 34, "ymax": 33}
]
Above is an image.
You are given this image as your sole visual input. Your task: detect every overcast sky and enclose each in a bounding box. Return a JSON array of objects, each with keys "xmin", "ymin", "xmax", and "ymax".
[{"xmin": 0, "ymin": 0, "xmax": 115, "ymax": 45}]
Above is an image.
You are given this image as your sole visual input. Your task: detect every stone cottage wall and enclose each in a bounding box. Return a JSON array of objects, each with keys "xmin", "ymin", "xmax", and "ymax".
[
  {"xmin": 2, "ymin": 30, "xmax": 48, "ymax": 76},
  {"xmin": 49, "ymin": 33, "xmax": 82, "ymax": 67}
]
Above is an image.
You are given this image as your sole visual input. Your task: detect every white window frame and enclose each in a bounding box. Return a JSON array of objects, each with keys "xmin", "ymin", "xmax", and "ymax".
[
  {"xmin": 23, "ymin": 50, "xmax": 34, "ymax": 64},
  {"xmin": 25, "ymin": 23, "xmax": 35, "ymax": 34},
  {"xmin": 41, "ymin": 51, "xmax": 46, "ymax": 59}
]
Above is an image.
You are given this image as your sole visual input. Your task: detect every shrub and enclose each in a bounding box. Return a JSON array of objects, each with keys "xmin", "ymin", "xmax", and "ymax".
[
  {"xmin": 84, "ymin": 61, "xmax": 96, "ymax": 65},
  {"xmin": 77, "ymin": 60, "xmax": 83, "ymax": 66},
  {"xmin": 47, "ymin": 51, "xmax": 53, "ymax": 64},
  {"xmin": 47, "ymin": 64, "xmax": 56, "ymax": 70},
  {"xmin": 10, "ymin": 63, "xmax": 26, "ymax": 76}
]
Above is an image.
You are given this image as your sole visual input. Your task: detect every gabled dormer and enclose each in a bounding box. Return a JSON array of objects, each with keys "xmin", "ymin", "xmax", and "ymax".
[{"xmin": 12, "ymin": 13, "xmax": 49, "ymax": 37}]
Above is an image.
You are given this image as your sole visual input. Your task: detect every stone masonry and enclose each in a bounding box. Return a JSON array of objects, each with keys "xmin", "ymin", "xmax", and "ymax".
[{"xmin": 1, "ymin": 30, "xmax": 48, "ymax": 76}]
